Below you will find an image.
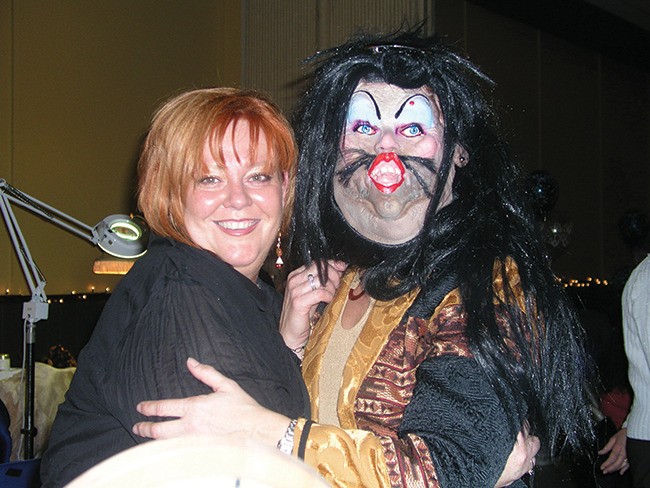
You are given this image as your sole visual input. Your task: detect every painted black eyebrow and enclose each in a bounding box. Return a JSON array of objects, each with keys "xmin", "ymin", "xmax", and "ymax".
[
  {"xmin": 355, "ymin": 90, "xmax": 381, "ymax": 120},
  {"xmin": 395, "ymin": 94, "xmax": 430, "ymax": 119}
]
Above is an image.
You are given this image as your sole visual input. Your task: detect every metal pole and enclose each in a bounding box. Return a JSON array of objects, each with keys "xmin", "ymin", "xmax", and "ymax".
[{"xmin": 21, "ymin": 319, "xmax": 37, "ymax": 459}]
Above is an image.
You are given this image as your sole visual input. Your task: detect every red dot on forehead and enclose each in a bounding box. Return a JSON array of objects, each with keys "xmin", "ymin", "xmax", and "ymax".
[{"xmin": 409, "ymin": 101, "xmax": 415, "ymax": 105}]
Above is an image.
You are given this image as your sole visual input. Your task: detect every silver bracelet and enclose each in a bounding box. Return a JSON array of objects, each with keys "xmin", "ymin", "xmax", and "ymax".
[
  {"xmin": 289, "ymin": 344, "xmax": 306, "ymax": 361},
  {"xmin": 277, "ymin": 419, "xmax": 298, "ymax": 455}
]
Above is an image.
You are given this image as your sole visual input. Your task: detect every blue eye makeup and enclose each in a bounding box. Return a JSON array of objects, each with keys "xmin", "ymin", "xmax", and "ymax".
[{"xmin": 346, "ymin": 91, "xmax": 380, "ymax": 132}]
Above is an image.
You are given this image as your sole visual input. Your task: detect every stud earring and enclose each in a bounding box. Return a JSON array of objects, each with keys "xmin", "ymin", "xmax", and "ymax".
[{"xmin": 275, "ymin": 232, "xmax": 284, "ymax": 269}]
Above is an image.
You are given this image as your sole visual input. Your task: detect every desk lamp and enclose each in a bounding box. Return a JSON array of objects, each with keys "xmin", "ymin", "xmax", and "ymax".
[{"xmin": 0, "ymin": 178, "xmax": 148, "ymax": 459}]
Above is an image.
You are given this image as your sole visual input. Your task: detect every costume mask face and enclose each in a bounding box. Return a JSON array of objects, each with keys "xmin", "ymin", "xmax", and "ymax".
[{"xmin": 334, "ymin": 81, "xmax": 457, "ymax": 245}]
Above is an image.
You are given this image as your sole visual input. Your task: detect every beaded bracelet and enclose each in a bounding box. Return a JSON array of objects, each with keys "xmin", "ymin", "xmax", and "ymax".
[{"xmin": 289, "ymin": 344, "xmax": 306, "ymax": 361}]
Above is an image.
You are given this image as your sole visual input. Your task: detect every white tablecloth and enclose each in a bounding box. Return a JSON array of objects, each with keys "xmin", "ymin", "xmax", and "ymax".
[{"xmin": 0, "ymin": 362, "xmax": 75, "ymax": 460}]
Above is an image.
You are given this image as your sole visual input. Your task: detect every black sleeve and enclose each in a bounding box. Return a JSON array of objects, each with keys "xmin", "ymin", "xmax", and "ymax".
[
  {"xmin": 43, "ymin": 247, "xmax": 307, "ymax": 488},
  {"xmin": 42, "ymin": 278, "xmax": 239, "ymax": 487},
  {"xmin": 399, "ymin": 355, "xmax": 520, "ymax": 488},
  {"xmin": 106, "ymin": 276, "xmax": 285, "ymax": 427}
]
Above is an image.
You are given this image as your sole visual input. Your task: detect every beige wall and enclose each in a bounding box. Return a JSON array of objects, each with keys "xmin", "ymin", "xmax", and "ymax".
[
  {"xmin": 1, "ymin": 0, "xmax": 240, "ymax": 294},
  {"xmin": 241, "ymin": 0, "xmax": 432, "ymax": 113},
  {"xmin": 2, "ymin": 0, "xmax": 649, "ymax": 295}
]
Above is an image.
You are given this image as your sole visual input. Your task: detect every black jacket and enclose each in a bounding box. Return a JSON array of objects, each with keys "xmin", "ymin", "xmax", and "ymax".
[{"xmin": 41, "ymin": 236, "xmax": 309, "ymax": 487}]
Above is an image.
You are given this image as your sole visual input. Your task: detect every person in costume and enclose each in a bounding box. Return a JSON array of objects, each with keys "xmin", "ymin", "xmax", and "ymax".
[
  {"xmin": 133, "ymin": 31, "xmax": 594, "ymax": 487},
  {"xmin": 40, "ymin": 88, "xmax": 324, "ymax": 487}
]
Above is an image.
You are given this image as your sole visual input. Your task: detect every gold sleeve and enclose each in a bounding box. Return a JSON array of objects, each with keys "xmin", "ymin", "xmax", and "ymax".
[{"xmin": 293, "ymin": 418, "xmax": 392, "ymax": 488}]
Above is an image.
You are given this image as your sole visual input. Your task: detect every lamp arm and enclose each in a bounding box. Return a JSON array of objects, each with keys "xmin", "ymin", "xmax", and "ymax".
[
  {"xmin": 0, "ymin": 193, "xmax": 46, "ymax": 300},
  {"xmin": 0, "ymin": 179, "xmax": 149, "ymax": 259},
  {"xmin": 0, "ymin": 179, "xmax": 96, "ymax": 244}
]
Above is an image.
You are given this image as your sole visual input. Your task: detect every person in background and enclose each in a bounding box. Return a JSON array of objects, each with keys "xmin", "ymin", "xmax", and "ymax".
[
  {"xmin": 620, "ymin": 254, "xmax": 650, "ymax": 487},
  {"xmin": 595, "ymin": 209, "xmax": 650, "ymax": 485},
  {"xmin": 133, "ymin": 29, "xmax": 595, "ymax": 487},
  {"xmin": 570, "ymin": 308, "xmax": 631, "ymax": 487},
  {"xmin": 40, "ymin": 88, "xmax": 327, "ymax": 487},
  {"xmin": 42, "ymin": 344, "xmax": 77, "ymax": 368}
]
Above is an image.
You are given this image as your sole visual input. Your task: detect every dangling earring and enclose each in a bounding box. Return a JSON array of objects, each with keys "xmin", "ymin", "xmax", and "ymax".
[{"xmin": 275, "ymin": 232, "xmax": 284, "ymax": 269}]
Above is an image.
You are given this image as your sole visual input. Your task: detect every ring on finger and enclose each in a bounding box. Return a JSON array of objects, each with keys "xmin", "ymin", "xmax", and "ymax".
[{"xmin": 307, "ymin": 273, "xmax": 317, "ymax": 291}]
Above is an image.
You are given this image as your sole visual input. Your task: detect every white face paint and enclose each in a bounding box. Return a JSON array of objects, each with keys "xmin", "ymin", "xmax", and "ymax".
[{"xmin": 334, "ymin": 81, "xmax": 458, "ymax": 245}]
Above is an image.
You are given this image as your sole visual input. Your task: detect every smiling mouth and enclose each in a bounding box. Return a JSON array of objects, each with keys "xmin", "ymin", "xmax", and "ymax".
[{"xmin": 216, "ymin": 220, "xmax": 258, "ymax": 234}]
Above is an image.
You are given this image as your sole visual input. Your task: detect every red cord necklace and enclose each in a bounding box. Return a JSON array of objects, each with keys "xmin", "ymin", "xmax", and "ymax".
[
  {"xmin": 348, "ymin": 286, "xmax": 366, "ymax": 301},
  {"xmin": 348, "ymin": 272, "xmax": 366, "ymax": 301}
]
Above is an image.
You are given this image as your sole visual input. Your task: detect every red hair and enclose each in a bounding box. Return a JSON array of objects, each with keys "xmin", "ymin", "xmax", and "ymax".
[{"xmin": 137, "ymin": 87, "xmax": 297, "ymax": 245}]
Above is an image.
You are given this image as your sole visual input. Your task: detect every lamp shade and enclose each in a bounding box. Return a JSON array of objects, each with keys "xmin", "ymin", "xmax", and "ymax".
[{"xmin": 94, "ymin": 214, "xmax": 149, "ymax": 259}]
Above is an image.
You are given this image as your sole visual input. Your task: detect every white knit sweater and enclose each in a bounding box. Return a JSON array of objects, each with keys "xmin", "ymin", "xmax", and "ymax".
[{"xmin": 622, "ymin": 254, "xmax": 650, "ymax": 440}]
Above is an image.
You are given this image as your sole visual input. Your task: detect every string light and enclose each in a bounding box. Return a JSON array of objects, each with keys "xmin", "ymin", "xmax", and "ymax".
[
  {"xmin": 559, "ymin": 276, "xmax": 609, "ymax": 288},
  {"xmin": 2, "ymin": 287, "xmax": 111, "ymax": 296},
  {"xmin": 1, "ymin": 277, "xmax": 610, "ymax": 297}
]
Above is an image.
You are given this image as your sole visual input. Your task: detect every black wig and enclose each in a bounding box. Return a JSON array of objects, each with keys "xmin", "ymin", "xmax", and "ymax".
[{"xmin": 291, "ymin": 28, "xmax": 594, "ymax": 456}]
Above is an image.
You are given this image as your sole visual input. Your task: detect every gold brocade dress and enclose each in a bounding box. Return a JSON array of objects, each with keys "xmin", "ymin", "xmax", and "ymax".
[{"xmin": 292, "ymin": 261, "xmax": 526, "ymax": 488}]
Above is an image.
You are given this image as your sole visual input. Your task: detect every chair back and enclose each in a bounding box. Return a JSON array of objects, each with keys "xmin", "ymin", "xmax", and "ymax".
[
  {"xmin": 0, "ymin": 399, "xmax": 12, "ymax": 464},
  {"xmin": 0, "ymin": 458, "xmax": 41, "ymax": 488}
]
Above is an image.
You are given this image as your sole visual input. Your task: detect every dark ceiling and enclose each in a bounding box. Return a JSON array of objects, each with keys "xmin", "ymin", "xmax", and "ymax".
[{"xmin": 468, "ymin": 0, "xmax": 650, "ymax": 72}]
